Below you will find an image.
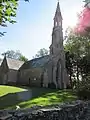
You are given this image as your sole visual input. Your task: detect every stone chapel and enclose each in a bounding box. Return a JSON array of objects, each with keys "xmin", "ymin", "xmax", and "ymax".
[{"xmin": 0, "ymin": 2, "xmax": 69, "ymax": 89}]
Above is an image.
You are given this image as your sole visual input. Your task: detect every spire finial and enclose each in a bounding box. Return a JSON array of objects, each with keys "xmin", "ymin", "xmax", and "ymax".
[{"xmin": 4, "ymin": 52, "xmax": 7, "ymax": 58}]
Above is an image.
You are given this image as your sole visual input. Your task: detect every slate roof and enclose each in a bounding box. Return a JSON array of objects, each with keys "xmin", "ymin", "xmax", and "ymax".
[
  {"xmin": 6, "ymin": 58, "xmax": 24, "ymax": 70},
  {"xmin": 19, "ymin": 55, "xmax": 50, "ymax": 70},
  {"xmin": 54, "ymin": 1, "xmax": 62, "ymax": 20}
]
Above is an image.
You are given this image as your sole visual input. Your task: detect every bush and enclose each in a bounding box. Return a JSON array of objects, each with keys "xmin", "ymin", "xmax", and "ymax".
[
  {"xmin": 77, "ymin": 89, "xmax": 90, "ymax": 100},
  {"xmin": 77, "ymin": 75, "xmax": 90, "ymax": 100}
]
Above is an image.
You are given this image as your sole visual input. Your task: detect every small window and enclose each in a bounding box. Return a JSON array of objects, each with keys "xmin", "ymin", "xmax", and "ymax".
[
  {"xmin": 59, "ymin": 22, "xmax": 61, "ymax": 26},
  {"xmin": 55, "ymin": 22, "xmax": 57, "ymax": 26},
  {"xmin": 34, "ymin": 78, "xmax": 36, "ymax": 81}
]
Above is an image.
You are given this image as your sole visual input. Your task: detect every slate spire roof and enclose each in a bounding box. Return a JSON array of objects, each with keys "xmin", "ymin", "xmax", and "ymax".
[{"xmin": 54, "ymin": 1, "xmax": 62, "ymax": 20}]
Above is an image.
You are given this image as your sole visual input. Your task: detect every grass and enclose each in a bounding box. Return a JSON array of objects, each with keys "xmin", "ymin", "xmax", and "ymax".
[
  {"xmin": 0, "ymin": 85, "xmax": 25, "ymax": 96},
  {"xmin": 19, "ymin": 90, "xmax": 77, "ymax": 108},
  {"xmin": 0, "ymin": 85, "xmax": 77, "ymax": 110}
]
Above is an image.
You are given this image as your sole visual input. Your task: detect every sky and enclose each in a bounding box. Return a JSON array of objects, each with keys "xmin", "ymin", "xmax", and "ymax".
[{"xmin": 0, "ymin": 0, "xmax": 84, "ymax": 59}]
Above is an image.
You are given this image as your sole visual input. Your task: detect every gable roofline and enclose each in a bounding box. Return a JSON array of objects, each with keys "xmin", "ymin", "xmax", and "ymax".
[
  {"xmin": 2, "ymin": 56, "xmax": 24, "ymax": 70},
  {"xmin": 30, "ymin": 55, "xmax": 49, "ymax": 62}
]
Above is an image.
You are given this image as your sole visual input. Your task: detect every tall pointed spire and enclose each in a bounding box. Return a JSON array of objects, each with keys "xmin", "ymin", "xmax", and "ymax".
[
  {"xmin": 54, "ymin": 1, "xmax": 62, "ymax": 27},
  {"xmin": 54, "ymin": 1, "xmax": 62, "ymax": 20},
  {"xmin": 48, "ymin": 0, "xmax": 68, "ymax": 89}
]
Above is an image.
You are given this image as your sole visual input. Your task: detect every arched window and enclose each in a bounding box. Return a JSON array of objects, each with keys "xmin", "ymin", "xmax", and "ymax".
[
  {"xmin": 34, "ymin": 78, "xmax": 36, "ymax": 81},
  {"xmin": 56, "ymin": 59, "xmax": 62, "ymax": 88},
  {"xmin": 59, "ymin": 21, "xmax": 61, "ymax": 26},
  {"xmin": 55, "ymin": 22, "xmax": 58, "ymax": 26}
]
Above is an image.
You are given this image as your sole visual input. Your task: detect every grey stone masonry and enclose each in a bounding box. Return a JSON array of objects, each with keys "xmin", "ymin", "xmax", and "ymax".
[
  {"xmin": 48, "ymin": 2, "xmax": 69, "ymax": 89},
  {"xmin": 0, "ymin": 100, "xmax": 90, "ymax": 120}
]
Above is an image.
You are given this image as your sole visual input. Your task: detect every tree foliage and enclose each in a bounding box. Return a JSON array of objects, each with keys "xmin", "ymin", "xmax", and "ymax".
[
  {"xmin": 0, "ymin": 0, "xmax": 17, "ymax": 27},
  {"xmin": 84, "ymin": 0, "xmax": 90, "ymax": 4},
  {"xmin": 33, "ymin": 48, "xmax": 49, "ymax": 58},
  {"xmin": 2, "ymin": 50, "xmax": 28, "ymax": 62},
  {"xmin": 64, "ymin": 28, "xmax": 90, "ymax": 90},
  {"xmin": 0, "ymin": 0, "xmax": 29, "ymax": 37},
  {"xmin": 19, "ymin": 55, "xmax": 28, "ymax": 62}
]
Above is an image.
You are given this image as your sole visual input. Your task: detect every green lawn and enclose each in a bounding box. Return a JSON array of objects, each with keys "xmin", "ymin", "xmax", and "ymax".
[
  {"xmin": 0, "ymin": 85, "xmax": 25, "ymax": 96},
  {"xmin": 0, "ymin": 85, "xmax": 77, "ymax": 110}
]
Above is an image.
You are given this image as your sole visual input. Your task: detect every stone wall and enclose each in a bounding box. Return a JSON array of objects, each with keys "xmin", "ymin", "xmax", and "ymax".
[
  {"xmin": 18, "ymin": 68, "xmax": 42, "ymax": 87},
  {"xmin": 0, "ymin": 100, "xmax": 89, "ymax": 120}
]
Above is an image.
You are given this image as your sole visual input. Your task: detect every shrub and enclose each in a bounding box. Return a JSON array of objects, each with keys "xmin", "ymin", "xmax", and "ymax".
[{"xmin": 77, "ymin": 75, "xmax": 90, "ymax": 100}]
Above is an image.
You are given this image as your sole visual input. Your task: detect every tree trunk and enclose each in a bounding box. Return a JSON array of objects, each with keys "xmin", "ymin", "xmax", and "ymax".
[
  {"xmin": 76, "ymin": 60, "xmax": 79, "ymax": 90},
  {"xmin": 70, "ymin": 70, "xmax": 73, "ymax": 89}
]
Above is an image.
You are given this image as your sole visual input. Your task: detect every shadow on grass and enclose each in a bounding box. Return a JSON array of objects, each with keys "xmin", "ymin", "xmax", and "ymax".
[
  {"xmin": 0, "ymin": 92, "xmax": 21, "ymax": 110},
  {"xmin": 0, "ymin": 88, "xmax": 57, "ymax": 110},
  {"xmin": 0, "ymin": 88, "xmax": 77, "ymax": 110},
  {"xmin": 20, "ymin": 90, "xmax": 77, "ymax": 108}
]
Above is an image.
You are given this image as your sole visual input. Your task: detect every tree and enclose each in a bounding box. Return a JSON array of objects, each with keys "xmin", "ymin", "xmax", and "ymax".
[
  {"xmin": 75, "ymin": 0, "xmax": 90, "ymax": 34},
  {"xmin": 33, "ymin": 48, "xmax": 49, "ymax": 58},
  {"xmin": 2, "ymin": 50, "xmax": 28, "ymax": 62},
  {"xmin": 64, "ymin": 28, "xmax": 90, "ymax": 89},
  {"xmin": 65, "ymin": 51, "xmax": 74, "ymax": 89},
  {"xmin": 84, "ymin": 0, "xmax": 90, "ymax": 4},
  {"xmin": 19, "ymin": 55, "xmax": 28, "ymax": 62},
  {"xmin": 0, "ymin": 0, "xmax": 29, "ymax": 37}
]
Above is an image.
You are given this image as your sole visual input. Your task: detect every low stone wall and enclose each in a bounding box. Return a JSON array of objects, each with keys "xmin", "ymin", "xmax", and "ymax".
[{"xmin": 0, "ymin": 100, "xmax": 88, "ymax": 120}]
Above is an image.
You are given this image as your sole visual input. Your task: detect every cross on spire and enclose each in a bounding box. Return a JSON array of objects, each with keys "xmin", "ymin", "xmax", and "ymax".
[
  {"xmin": 3, "ymin": 52, "xmax": 7, "ymax": 58},
  {"xmin": 5, "ymin": 53, "xmax": 7, "ymax": 56}
]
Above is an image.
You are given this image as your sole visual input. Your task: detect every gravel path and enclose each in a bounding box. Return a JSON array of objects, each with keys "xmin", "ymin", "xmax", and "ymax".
[{"xmin": 17, "ymin": 90, "xmax": 32, "ymax": 101}]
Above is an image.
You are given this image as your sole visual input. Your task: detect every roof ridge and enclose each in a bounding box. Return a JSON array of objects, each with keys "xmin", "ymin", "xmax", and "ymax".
[
  {"xmin": 6, "ymin": 57, "xmax": 24, "ymax": 62},
  {"xmin": 19, "ymin": 55, "xmax": 50, "ymax": 70},
  {"xmin": 28, "ymin": 55, "xmax": 49, "ymax": 62}
]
